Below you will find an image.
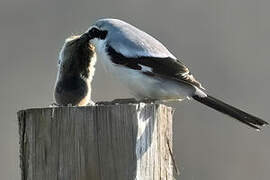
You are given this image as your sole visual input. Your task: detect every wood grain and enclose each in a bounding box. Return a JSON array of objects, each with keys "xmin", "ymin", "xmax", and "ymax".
[{"xmin": 18, "ymin": 103, "xmax": 174, "ymax": 180}]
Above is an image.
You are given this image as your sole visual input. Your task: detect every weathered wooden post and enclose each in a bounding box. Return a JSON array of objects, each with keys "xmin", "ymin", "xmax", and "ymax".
[{"xmin": 18, "ymin": 102, "xmax": 175, "ymax": 180}]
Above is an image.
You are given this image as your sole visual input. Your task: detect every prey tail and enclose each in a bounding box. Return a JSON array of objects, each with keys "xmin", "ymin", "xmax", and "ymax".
[{"xmin": 192, "ymin": 94, "xmax": 268, "ymax": 131}]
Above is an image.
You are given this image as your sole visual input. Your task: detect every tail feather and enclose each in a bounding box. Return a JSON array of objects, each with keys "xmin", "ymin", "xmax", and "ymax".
[{"xmin": 192, "ymin": 94, "xmax": 268, "ymax": 131}]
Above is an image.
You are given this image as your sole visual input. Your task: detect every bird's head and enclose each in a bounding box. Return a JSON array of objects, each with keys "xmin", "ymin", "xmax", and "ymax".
[
  {"xmin": 86, "ymin": 18, "xmax": 138, "ymax": 51},
  {"xmin": 86, "ymin": 18, "xmax": 174, "ymax": 58}
]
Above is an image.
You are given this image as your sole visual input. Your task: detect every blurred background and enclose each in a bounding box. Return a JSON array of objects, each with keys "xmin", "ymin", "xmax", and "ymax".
[{"xmin": 1, "ymin": 0, "xmax": 270, "ymax": 179}]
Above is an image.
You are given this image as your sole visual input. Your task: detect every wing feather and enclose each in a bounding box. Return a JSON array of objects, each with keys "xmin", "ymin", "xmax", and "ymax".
[{"xmin": 107, "ymin": 45, "xmax": 204, "ymax": 89}]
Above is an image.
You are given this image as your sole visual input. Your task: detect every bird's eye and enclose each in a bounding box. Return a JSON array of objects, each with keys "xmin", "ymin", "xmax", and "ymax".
[
  {"xmin": 88, "ymin": 27, "xmax": 107, "ymax": 40},
  {"xmin": 100, "ymin": 30, "xmax": 108, "ymax": 39},
  {"xmin": 90, "ymin": 27, "xmax": 99, "ymax": 34},
  {"xmin": 88, "ymin": 27, "xmax": 100, "ymax": 38}
]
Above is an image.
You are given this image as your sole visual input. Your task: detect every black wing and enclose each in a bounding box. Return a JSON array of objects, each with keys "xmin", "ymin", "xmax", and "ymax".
[{"xmin": 107, "ymin": 45, "xmax": 203, "ymax": 89}]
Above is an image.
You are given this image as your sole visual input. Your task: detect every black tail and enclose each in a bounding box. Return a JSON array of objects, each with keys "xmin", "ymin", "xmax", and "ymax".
[{"xmin": 192, "ymin": 94, "xmax": 268, "ymax": 131}]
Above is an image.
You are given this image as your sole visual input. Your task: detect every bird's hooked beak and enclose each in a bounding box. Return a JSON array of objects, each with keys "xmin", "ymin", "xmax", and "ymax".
[
  {"xmin": 85, "ymin": 28, "xmax": 93, "ymax": 40},
  {"xmin": 79, "ymin": 31, "xmax": 94, "ymax": 51},
  {"xmin": 80, "ymin": 33, "xmax": 91, "ymax": 41}
]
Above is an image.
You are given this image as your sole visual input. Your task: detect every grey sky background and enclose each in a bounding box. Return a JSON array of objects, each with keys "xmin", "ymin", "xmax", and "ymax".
[{"xmin": 1, "ymin": 0, "xmax": 270, "ymax": 179}]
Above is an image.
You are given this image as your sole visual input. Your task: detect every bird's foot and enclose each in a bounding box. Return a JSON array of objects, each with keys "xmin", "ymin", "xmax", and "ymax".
[
  {"xmin": 95, "ymin": 98, "xmax": 159, "ymax": 105},
  {"xmin": 96, "ymin": 98, "xmax": 138, "ymax": 105},
  {"xmin": 112, "ymin": 98, "xmax": 138, "ymax": 104},
  {"xmin": 139, "ymin": 98, "xmax": 158, "ymax": 104}
]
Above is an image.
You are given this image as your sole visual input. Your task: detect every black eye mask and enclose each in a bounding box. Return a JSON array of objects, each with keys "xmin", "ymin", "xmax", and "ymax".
[{"xmin": 88, "ymin": 27, "xmax": 108, "ymax": 40}]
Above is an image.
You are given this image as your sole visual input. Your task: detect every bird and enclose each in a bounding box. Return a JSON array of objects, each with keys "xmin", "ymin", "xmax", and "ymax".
[
  {"xmin": 54, "ymin": 33, "xmax": 96, "ymax": 106},
  {"xmin": 85, "ymin": 18, "xmax": 268, "ymax": 130}
]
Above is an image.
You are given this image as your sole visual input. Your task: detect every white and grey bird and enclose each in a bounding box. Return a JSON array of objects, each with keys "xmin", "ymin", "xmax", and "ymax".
[
  {"xmin": 86, "ymin": 18, "xmax": 268, "ymax": 130},
  {"xmin": 54, "ymin": 33, "xmax": 96, "ymax": 106}
]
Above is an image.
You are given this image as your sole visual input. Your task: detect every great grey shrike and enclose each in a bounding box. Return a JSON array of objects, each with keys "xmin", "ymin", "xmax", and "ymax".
[{"xmin": 86, "ymin": 18, "xmax": 268, "ymax": 130}]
